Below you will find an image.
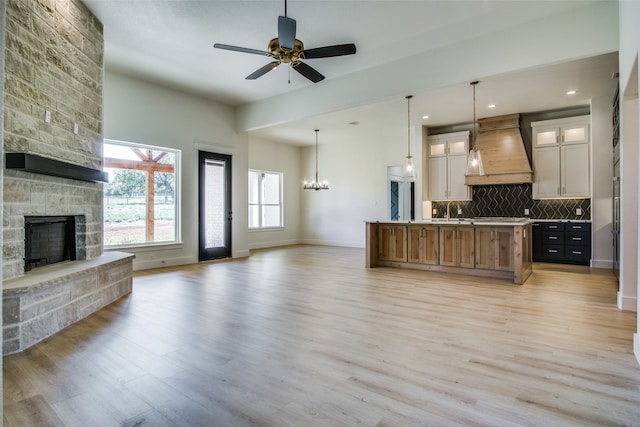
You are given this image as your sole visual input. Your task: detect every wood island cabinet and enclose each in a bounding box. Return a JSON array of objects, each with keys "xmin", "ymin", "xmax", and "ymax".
[
  {"xmin": 439, "ymin": 226, "xmax": 474, "ymax": 268},
  {"xmin": 378, "ymin": 224, "xmax": 407, "ymax": 262},
  {"xmin": 475, "ymin": 227, "xmax": 514, "ymax": 271},
  {"xmin": 366, "ymin": 221, "xmax": 532, "ymax": 284},
  {"xmin": 407, "ymin": 225, "xmax": 439, "ymax": 265}
]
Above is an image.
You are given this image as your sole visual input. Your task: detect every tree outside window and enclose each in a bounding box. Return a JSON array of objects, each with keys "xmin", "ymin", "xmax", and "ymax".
[{"xmin": 104, "ymin": 140, "xmax": 180, "ymax": 246}]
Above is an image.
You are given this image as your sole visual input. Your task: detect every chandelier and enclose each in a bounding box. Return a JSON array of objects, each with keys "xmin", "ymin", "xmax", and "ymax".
[{"xmin": 303, "ymin": 129, "xmax": 329, "ymax": 190}]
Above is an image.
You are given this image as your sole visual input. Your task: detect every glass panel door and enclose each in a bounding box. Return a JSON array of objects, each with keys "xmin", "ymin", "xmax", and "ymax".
[{"xmin": 198, "ymin": 151, "xmax": 232, "ymax": 260}]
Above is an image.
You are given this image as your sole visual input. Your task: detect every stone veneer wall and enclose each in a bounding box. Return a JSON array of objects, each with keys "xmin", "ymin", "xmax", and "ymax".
[
  {"xmin": 3, "ymin": 0, "xmax": 104, "ymax": 280},
  {"xmin": 1, "ymin": 0, "xmax": 6, "ymax": 415}
]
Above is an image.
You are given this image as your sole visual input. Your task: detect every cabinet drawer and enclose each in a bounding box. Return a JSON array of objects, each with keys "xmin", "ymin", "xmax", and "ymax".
[
  {"xmin": 541, "ymin": 222, "xmax": 564, "ymax": 231},
  {"xmin": 566, "ymin": 223, "xmax": 590, "ymax": 232},
  {"xmin": 565, "ymin": 231, "xmax": 590, "ymax": 246},
  {"xmin": 565, "ymin": 247, "xmax": 590, "ymax": 263},
  {"xmin": 542, "ymin": 231, "xmax": 564, "ymax": 245},
  {"xmin": 542, "ymin": 245, "xmax": 564, "ymax": 259}
]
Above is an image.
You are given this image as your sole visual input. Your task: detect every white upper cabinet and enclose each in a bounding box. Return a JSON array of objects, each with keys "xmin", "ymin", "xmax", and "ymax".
[
  {"xmin": 426, "ymin": 131, "xmax": 471, "ymax": 201},
  {"xmin": 531, "ymin": 115, "xmax": 590, "ymax": 199}
]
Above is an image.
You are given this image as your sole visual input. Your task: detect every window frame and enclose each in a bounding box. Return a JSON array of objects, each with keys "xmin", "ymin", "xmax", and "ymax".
[
  {"xmin": 103, "ymin": 138, "xmax": 182, "ymax": 249},
  {"xmin": 248, "ymin": 169, "xmax": 284, "ymax": 230}
]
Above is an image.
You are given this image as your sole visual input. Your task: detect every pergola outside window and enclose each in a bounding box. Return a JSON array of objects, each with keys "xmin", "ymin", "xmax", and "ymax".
[{"xmin": 103, "ymin": 140, "xmax": 180, "ymax": 247}]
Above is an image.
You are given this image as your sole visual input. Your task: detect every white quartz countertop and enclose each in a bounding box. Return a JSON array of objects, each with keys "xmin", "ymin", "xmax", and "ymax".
[{"xmin": 367, "ymin": 218, "xmax": 533, "ymax": 226}]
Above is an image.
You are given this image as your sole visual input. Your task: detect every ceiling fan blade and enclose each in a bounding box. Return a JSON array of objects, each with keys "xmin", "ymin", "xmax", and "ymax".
[
  {"xmin": 302, "ymin": 43, "xmax": 357, "ymax": 59},
  {"xmin": 278, "ymin": 16, "xmax": 296, "ymax": 50},
  {"xmin": 246, "ymin": 61, "xmax": 280, "ymax": 80},
  {"xmin": 292, "ymin": 61, "xmax": 325, "ymax": 83},
  {"xmin": 214, "ymin": 43, "xmax": 270, "ymax": 56}
]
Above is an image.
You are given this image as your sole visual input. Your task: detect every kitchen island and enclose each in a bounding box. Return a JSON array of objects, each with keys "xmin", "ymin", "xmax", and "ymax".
[{"xmin": 366, "ymin": 218, "xmax": 532, "ymax": 284}]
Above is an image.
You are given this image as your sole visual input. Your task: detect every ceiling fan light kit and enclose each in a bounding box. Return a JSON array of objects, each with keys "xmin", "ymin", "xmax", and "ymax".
[{"xmin": 214, "ymin": 0, "xmax": 356, "ymax": 83}]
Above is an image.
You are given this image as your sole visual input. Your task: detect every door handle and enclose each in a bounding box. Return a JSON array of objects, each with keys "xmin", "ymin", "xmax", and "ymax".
[{"xmin": 227, "ymin": 211, "xmax": 233, "ymax": 220}]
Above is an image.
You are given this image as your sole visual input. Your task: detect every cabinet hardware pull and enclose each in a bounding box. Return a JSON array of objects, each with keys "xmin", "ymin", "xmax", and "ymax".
[
  {"xmin": 549, "ymin": 226, "xmax": 557, "ymax": 229},
  {"xmin": 549, "ymin": 236, "xmax": 558, "ymax": 240},
  {"xmin": 572, "ymin": 237, "xmax": 582, "ymax": 241},
  {"xmin": 572, "ymin": 251, "xmax": 582, "ymax": 255},
  {"xmin": 572, "ymin": 226, "xmax": 581, "ymax": 229},
  {"xmin": 548, "ymin": 249, "xmax": 558, "ymax": 253}
]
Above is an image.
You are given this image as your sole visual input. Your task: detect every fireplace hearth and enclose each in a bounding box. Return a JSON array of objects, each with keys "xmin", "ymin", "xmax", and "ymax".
[{"xmin": 24, "ymin": 215, "xmax": 86, "ymax": 272}]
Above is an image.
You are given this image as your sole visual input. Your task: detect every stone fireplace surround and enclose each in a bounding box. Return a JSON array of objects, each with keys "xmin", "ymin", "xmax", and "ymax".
[
  {"xmin": 2, "ymin": 0, "xmax": 134, "ymax": 354},
  {"xmin": 3, "ymin": 251, "xmax": 134, "ymax": 355}
]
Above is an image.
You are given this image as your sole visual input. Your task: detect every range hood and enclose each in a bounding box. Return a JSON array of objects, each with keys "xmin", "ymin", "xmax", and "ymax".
[{"xmin": 464, "ymin": 113, "xmax": 533, "ymax": 186}]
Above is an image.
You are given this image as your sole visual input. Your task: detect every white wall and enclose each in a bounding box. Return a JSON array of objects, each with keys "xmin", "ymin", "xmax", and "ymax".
[
  {"xmin": 618, "ymin": 0, "xmax": 640, "ymax": 362},
  {"xmin": 299, "ymin": 124, "xmax": 420, "ymax": 247},
  {"xmin": 248, "ymin": 136, "xmax": 301, "ymax": 249},
  {"xmin": 591, "ymin": 96, "xmax": 614, "ymax": 268},
  {"xmin": 103, "ymin": 70, "xmax": 249, "ymax": 270}
]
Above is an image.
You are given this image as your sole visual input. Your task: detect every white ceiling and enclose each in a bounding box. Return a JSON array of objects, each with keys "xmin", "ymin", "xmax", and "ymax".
[{"xmin": 84, "ymin": 0, "xmax": 619, "ymax": 146}]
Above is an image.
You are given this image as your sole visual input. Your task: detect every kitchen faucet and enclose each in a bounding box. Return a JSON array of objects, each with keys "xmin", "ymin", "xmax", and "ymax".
[{"xmin": 446, "ymin": 201, "xmax": 452, "ymax": 221}]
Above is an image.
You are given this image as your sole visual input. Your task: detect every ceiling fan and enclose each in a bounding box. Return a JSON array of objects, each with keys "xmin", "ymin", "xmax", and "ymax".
[{"xmin": 213, "ymin": 0, "xmax": 356, "ymax": 83}]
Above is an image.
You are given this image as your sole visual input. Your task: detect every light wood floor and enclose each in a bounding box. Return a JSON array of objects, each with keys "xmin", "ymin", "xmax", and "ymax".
[{"xmin": 3, "ymin": 245, "xmax": 640, "ymax": 426}]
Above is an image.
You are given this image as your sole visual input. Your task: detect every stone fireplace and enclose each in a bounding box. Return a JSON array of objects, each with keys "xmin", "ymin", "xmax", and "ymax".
[{"xmin": 2, "ymin": 0, "xmax": 134, "ymax": 355}]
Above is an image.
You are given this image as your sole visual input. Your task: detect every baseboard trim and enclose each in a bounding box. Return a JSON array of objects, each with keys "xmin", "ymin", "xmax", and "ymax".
[
  {"xmin": 591, "ymin": 259, "xmax": 614, "ymax": 269},
  {"xmin": 133, "ymin": 256, "xmax": 196, "ymax": 271},
  {"xmin": 233, "ymin": 249, "xmax": 250, "ymax": 258},
  {"xmin": 300, "ymin": 239, "xmax": 364, "ymax": 249},
  {"xmin": 617, "ymin": 292, "xmax": 638, "ymax": 312},
  {"xmin": 248, "ymin": 239, "xmax": 301, "ymax": 250}
]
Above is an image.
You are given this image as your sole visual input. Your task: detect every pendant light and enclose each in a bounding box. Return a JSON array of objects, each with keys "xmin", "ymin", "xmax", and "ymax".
[
  {"xmin": 404, "ymin": 95, "xmax": 415, "ymax": 181},
  {"xmin": 303, "ymin": 129, "xmax": 329, "ymax": 190},
  {"xmin": 465, "ymin": 81, "xmax": 485, "ymax": 176}
]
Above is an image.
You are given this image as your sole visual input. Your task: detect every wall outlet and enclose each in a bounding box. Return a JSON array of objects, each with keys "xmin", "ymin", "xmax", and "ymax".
[
  {"xmin": 432, "ymin": 208, "xmax": 437, "ymax": 215},
  {"xmin": 524, "ymin": 208, "xmax": 530, "ymax": 216},
  {"xmin": 457, "ymin": 208, "xmax": 462, "ymax": 215},
  {"xmin": 73, "ymin": 123, "xmax": 79, "ymax": 134},
  {"xmin": 576, "ymin": 208, "xmax": 582, "ymax": 215},
  {"xmin": 45, "ymin": 110, "xmax": 51, "ymax": 123}
]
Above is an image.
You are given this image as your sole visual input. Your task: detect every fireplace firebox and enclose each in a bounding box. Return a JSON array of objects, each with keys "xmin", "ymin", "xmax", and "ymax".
[{"xmin": 24, "ymin": 215, "xmax": 86, "ymax": 272}]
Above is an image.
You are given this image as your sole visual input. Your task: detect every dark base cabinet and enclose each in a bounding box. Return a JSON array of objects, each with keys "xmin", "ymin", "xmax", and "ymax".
[{"xmin": 532, "ymin": 221, "xmax": 591, "ymax": 266}]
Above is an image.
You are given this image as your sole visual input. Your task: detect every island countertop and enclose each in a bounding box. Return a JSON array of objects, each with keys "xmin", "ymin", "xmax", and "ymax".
[{"xmin": 368, "ymin": 217, "xmax": 533, "ymax": 226}]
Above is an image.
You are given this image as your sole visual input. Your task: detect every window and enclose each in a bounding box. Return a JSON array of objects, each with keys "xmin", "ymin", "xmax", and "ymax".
[
  {"xmin": 103, "ymin": 139, "xmax": 180, "ymax": 247},
  {"xmin": 249, "ymin": 170, "xmax": 283, "ymax": 228}
]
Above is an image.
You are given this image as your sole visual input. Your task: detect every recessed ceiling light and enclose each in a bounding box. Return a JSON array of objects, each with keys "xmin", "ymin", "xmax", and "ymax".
[
  {"xmin": 422, "ymin": 115, "xmax": 429, "ymax": 119},
  {"xmin": 488, "ymin": 104, "xmax": 496, "ymax": 109},
  {"xmin": 566, "ymin": 90, "xmax": 577, "ymax": 95}
]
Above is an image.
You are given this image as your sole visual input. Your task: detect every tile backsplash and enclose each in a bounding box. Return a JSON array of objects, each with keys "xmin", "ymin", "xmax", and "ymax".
[{"xmin": 431, "ymin": 184, "xmax": 591, "ymax": 220}]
